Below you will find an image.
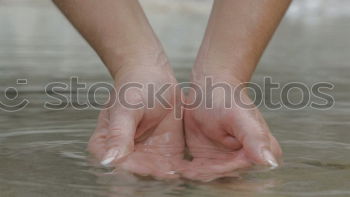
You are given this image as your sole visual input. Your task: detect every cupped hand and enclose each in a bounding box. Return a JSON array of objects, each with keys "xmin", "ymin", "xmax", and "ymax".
[
  {"xmin": 181, "ymin": 75, "xmax": 282, "ymax": 182},
  {"xmin": 88, "ymin": 65, "xmax": 185, "ymax": 179}
]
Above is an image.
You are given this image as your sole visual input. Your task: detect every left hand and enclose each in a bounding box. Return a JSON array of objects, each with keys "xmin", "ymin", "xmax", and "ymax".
[{"xmin": 180, "ymin": 76, "xmax": 282, "ymax": 181}]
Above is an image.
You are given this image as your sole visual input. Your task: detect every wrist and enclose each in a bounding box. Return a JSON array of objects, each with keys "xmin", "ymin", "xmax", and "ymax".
[
  {"xmin": 191, "ymin": 63, "xmax": 246, "ymax": 85},
  {"xmin": 192, "ymin": 45, "xmax": 257, "ymax": 83},
  {"xmin": 109, "ymin": 49, "xmax": 171, "ymax": 80}
]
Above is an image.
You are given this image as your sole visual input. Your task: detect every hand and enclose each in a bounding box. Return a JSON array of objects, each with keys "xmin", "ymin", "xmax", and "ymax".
[
  {"xmin": 181, "ymin": 74, "xmax": 282, "ymax": 182},
  {"xmin": 88, "ymin": 65, "xmax": 185, "ymax": 179}
]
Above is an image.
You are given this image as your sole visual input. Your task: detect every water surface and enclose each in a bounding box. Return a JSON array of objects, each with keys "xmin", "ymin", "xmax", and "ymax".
[{"xmin": 0, "ymin": 0, "xmax": 350, "ymax": 196}]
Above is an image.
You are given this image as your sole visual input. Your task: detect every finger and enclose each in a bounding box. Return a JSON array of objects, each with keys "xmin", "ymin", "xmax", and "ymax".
[
  {"xmin": 220, "ymin": 134, "xmax": 242, "ymax": 150},
  {"xmin": 269, "ymin": 134, "xmax": 283, "ymax": 160},
  {"xmin": 87, "ymin": 110, "xmax": 109, "ymax": 160},
  {"xmin": 121, "ymin": 153, "xmax": 181, "ymax": 180},
  {"xmin": 101, "ymin": 108, "xmax": 143, "ymax": 166},
  {"xmin": 229, "ymin": 107, "xmax": 279, "ymax": 168},
  {"xmin": 95, "ymin": 108, "xmax": 110, "ymax": 131},
  {"xmin": 180, "ymin": 151, "xmax": 251, "ymax": 182}
]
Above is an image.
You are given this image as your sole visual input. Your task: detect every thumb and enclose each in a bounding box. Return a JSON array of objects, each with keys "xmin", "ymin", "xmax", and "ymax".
[
  {"xmin": 101, "ymin": 108, "xmax": 142, "ymax": 166},
  {"xmin": 230, "ymin": 109, "xmax": 279, "ymax": 168},
  {"xmin": 240, "ymin": 132, "xmax": 278, "ymax": 168}
]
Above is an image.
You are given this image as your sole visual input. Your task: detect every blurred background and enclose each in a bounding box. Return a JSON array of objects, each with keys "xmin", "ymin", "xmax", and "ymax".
[{"xmin": 0, "ymin": 0, "xmax": 349, "ymax": 197}]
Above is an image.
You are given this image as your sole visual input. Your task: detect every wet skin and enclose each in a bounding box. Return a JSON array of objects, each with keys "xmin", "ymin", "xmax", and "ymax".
[
  {"xmin": 54, "ymin": 0, "xmax": 291, "ymax": 181},
  {"xmin": 88, "ymin": 70, "xmax": 282, "ymax": 181},
  {"xmin": 180, "ymin": 76, "xmax": 282, "ymax": 181},
  {"xmin": 88, "ymin": 66, "xmax": 186, "ymax": 179}
]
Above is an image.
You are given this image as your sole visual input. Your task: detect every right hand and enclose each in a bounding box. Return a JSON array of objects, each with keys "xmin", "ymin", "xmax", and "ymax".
[{"xmin": 88, "ymin": 65, "xmax": 185, "ymax": 179}]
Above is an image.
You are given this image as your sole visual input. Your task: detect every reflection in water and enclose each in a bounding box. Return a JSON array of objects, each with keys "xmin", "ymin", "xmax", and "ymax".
[
  {"xmin": 92, "ymin": 170, "xmax": 280, "ymax": 197},
  {"xmin": 0, "ymin": 0, "xmax": 350, "ymax": 197}
]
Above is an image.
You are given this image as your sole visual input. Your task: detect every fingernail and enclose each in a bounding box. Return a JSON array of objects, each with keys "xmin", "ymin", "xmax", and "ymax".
[
  {"xmin": 101, "ymin": 148, "xmax": 119, "ymax": 166},
  {"xmin": 166, "ymin": 170, "xmax": 177, "ymax": 175},
  {"xmin": 261, "ymin": 148, "xmax": 278, "ymax": 168}
]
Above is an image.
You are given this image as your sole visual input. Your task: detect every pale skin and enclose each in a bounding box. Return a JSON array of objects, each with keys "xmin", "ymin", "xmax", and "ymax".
[
  {"xmin": 182, "ymin": 0, "xmax": 291, "ymax": 181},
  {"xmin": 53, "ymin": 0, "xmax": 291, "ymax": 181}
]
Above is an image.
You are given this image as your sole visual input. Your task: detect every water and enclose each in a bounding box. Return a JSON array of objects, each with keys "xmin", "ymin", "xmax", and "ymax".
[{"xmin": 1, "ymin": 0, "xmax": 350, "ymax": 196}]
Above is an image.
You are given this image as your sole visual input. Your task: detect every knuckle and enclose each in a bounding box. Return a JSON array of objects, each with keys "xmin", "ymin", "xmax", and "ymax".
[{"xmin": 108, "ymin": 129, "xmax": 124, "ymax": 139}]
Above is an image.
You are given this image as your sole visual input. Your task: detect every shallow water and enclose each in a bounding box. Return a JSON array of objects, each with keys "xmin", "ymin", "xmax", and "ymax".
[{"xmin": 1, "ymin": 0, "xmax": 350, "ymax": 196}]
